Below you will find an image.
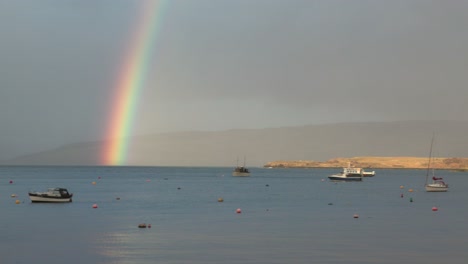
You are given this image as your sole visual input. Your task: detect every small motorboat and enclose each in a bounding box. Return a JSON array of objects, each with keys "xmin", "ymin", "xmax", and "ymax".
[
  {"xmin": 362, "ymin": 170, "xmax": 376, "ymax": 177},
  {"xmin": 29, "ymin": 187, "xmax": 73, "ymax": 203}
]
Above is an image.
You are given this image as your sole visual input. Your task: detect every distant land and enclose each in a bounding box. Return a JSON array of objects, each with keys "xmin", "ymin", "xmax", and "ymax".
[
  {"xmin": 264, "ymin": 156, "xmax": 468, "ymax": 170},
  {"xmin": 3, "ymin": 120, "xmax": 468, "ymax": 167}
]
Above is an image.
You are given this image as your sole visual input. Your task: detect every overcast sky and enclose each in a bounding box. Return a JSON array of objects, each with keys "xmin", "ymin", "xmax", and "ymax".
[{"xmin": 1, "ymin": 0, "xmax": 468, "ymax": 160}]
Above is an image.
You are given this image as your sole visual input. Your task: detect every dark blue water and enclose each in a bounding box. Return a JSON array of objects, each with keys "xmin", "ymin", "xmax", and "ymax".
[{"xmin": 1, "ymin": 166, "xmax": 467, "ymax": 264}]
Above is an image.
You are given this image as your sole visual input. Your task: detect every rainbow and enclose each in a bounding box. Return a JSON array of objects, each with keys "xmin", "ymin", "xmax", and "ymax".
[{"xmin": 102, "ymin": 0, "xmax": 168, "ymax": 165}]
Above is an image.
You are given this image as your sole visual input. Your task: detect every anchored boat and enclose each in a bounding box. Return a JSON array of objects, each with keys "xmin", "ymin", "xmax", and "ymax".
[
  {"xmin": 232, "ymin": 157, "xmax": 250, "ymax": 177},
  {"xmin": 29, "ymin": 187, "xmax": 73, "ymax": 203},
  {"xmin": 424, "ymin": 135, "xmax": 448, "ymax": 192},
  {"xmin": 328, "ymin": 162, "xmax": 363, "ymax": 181}
]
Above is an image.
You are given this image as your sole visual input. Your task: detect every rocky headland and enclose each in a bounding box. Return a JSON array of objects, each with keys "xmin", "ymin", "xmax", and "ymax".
[{"xmin": 264, "ymin": 157, "xmax": 468, "ymax": 170}]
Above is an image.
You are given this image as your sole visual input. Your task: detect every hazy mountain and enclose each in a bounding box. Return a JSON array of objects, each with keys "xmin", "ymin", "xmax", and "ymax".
[{"xmin": 3, "ymin": 120, "xmax": 468, "ymax": 167}]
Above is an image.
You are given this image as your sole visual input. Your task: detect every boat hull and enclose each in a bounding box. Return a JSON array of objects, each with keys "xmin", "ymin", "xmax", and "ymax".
[
  {"xmin": 29, "ymin": 195, "xmax": 73, "ymax": 203},
  {"xmin": 425, "ymin": 184, "xmax": 448, "ymax": 192},
  {"xmin": 232, "ymin": 172, "xmax": 250, "ymax": 177},
  {"xmin": 328, "ymin": 174, "xmax": 362, "ymax": 181}
]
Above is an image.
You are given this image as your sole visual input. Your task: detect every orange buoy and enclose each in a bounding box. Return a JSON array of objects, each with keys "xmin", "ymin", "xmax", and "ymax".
[
  {"xmin": 432, "ymin": 207, "xmax": 438, "ymax": 211},
  {"xmin": 15, "ymin": 200, "xmax": 21, "ymax": 204},
  {"xmin": 408, "ymin": 188, "xmax": 413, "ymax": 192},
  {"xmin": 92, "ymin": 181, "xmax": 96, "ymax": 185},
  {"xmin": 92, "ymin": 204, "xmax": 98, "ymax": 208},
  {"xmin": 400, "ymin": 185, "xmax": 404, "ymax": 189},
  {"xmin": 236, "ymin": 208, "xmax": 242, "ymax": 214},
  {"xmin": 218, "ymin": 198, "xmax": 224, "ymax": 202}
]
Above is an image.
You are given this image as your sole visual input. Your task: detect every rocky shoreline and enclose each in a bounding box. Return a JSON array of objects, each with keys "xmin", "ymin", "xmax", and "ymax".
[{"xmin": 264, "ymin": 157, "xmax": 468, "ymax": 170}]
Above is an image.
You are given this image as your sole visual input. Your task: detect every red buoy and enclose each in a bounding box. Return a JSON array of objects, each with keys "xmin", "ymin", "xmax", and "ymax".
[
  {"xmin": 92, "ymin": 204, "xmax": 98, "ymax": 208},
  {"xmin": 236, "ymin": 208, "xmax": 242, "ymax": 214},
  {"xmin": 353, "ymin": 214, "xmax": 359, "ymax": 218},
  {"xmin": 432, "ymin": 207, "xmax": 438, "ymax": 211}
]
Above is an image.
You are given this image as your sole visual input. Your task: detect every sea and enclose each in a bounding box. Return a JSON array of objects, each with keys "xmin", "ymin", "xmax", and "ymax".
[{"xmin": 1, "ymin": 166, "xmax": 467, "ymax": 264}]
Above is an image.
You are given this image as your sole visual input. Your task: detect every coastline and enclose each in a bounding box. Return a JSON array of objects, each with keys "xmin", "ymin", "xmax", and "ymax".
[{"xmin": 264, "ymin": 156, "xmax": 468, "ymax": 170}]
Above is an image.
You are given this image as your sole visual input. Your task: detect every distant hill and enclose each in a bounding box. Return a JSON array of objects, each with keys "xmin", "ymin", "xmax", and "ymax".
[
  {"xmin": 264, "ymin": 156, "xmax": 468, "ymax": 170},
  {"xmin": 3, "ymin": 120, "xmax": 468, "ymax": 167}
]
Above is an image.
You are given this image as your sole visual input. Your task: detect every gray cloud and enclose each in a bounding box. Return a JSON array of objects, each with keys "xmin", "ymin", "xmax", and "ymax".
[{"xmin": 1, "ymin": 0, "xmax": 468, "ymax": 160}]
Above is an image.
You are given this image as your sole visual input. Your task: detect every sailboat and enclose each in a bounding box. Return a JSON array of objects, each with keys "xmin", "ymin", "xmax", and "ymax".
[
  {"xmin": 232, "ymin": 157, "xmax": 250, "ymax": 177},
  {"xmin": 425, "ymin": 135, "xmax": 448, "ymax": 192}
]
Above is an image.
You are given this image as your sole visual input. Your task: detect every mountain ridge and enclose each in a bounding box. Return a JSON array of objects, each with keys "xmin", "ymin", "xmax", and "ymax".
[{"xmin": 3, "ymin": 120, "xmax": 468, "ymax": 166}]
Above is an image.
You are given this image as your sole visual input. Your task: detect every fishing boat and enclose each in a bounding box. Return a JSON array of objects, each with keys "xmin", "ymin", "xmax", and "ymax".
[
  {"xmin": 29, "ymin": 187, "xmax": 73, "ymax": 203},
  {"xmin": 328, "ymin": 162, "xmax": 363, "ymax": 181},
  {"xmin": 232, "ymin": 157, "xmax": 250, "ymax": 177},
  {"xmin": 425, "ymin": 136, "xmax": 448, "ymax": 192}
]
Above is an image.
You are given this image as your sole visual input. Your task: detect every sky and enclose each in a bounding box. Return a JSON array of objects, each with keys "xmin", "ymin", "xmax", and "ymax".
[{"xmin": 1, "ymin": 0, "xmax": 468, "ymax": 160}]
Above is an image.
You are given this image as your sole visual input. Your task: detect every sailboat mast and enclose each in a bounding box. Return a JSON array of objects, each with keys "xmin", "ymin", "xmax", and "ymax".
[{"xmin": 425, "ymin": 134, "xmax": 435, "ymax": 185}]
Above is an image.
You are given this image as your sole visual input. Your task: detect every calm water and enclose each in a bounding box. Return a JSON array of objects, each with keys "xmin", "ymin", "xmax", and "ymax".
[{"xmin": 1, "ymin": 166, "xmax": 467, "ymax": 264}]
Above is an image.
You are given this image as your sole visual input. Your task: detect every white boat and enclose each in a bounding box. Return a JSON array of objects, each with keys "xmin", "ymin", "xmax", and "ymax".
[
  {"xmin": 29, "ymin": 187, "xmax": 73, "ymax": 203},
  {"xmin": 426, "ymin": 176, "xmax": 448, "ymax": 192},
  {"xmin": 328, "ymin": 163, "xmax": 363, "ymax": 181},
  {"xmin": 362, "ymin": 170, "xmax": 375, "ymax": 177},
  {"xmin": 424, "ymin": 135, "xmax": 448, "ymax": 192},
  {"xmin": 232, "ymin": 157, "xmax": 250, "ymax": 177}
]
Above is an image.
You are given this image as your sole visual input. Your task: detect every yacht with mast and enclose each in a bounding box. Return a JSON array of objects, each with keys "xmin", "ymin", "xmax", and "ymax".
[{"xmin": 425, "ymin": 135, "xmax": 448, "ymax": 192}]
